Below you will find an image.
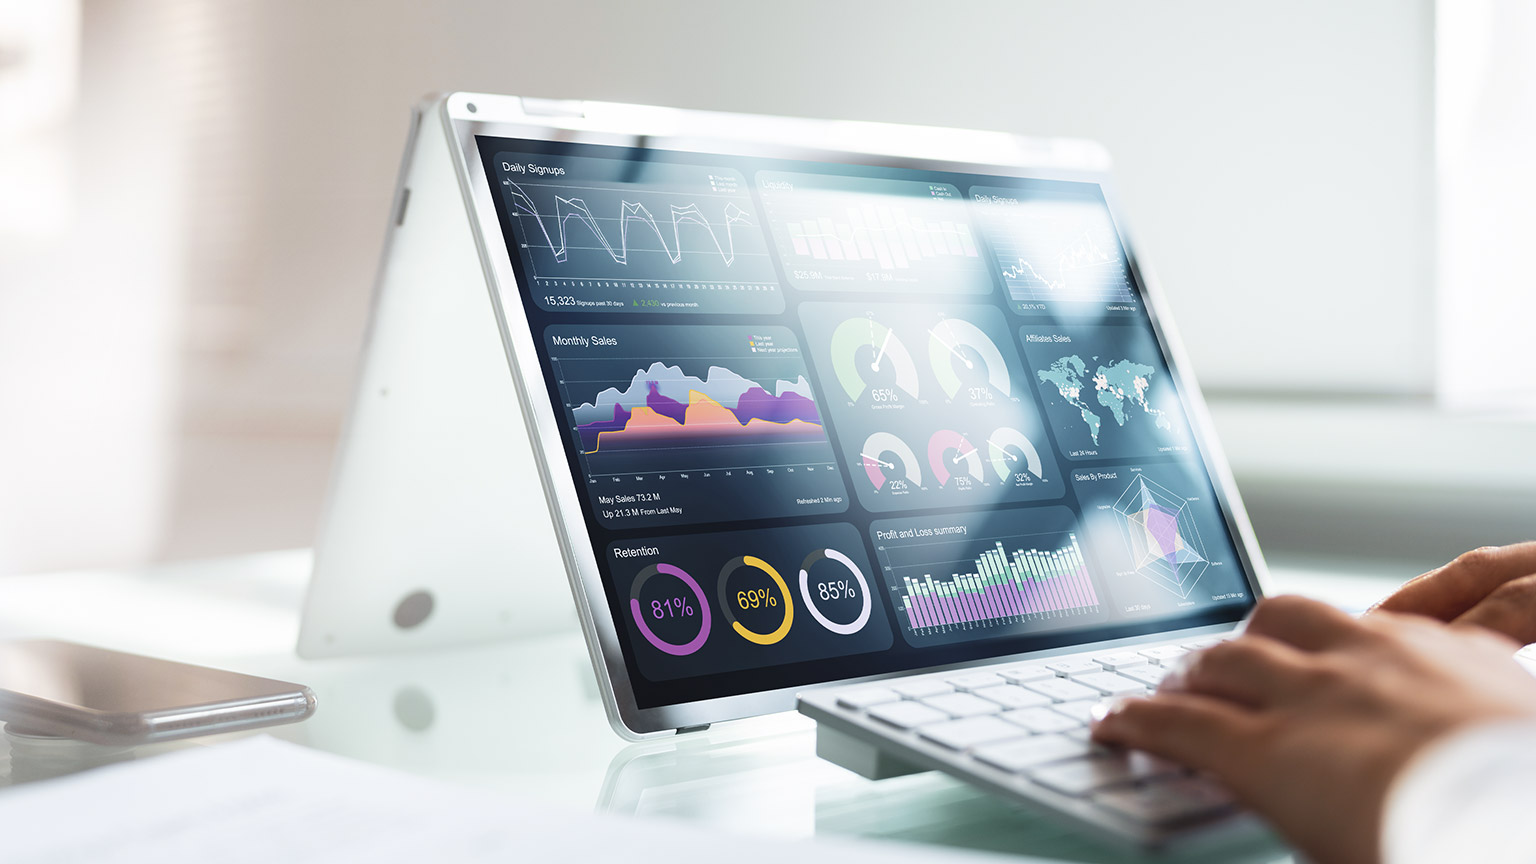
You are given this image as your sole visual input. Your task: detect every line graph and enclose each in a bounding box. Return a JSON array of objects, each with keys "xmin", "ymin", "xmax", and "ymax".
[
  {"xmin": 970, "ymin": 186, "xmax": 1137, "ymax": 307},
  {"xmin": 997, "ymin": 228, "xmax": 1113, "ymax": 285},
  {"xmin": 504, "ymin": 182, "xmax": 757, "ymax": 267},
  {"xmin": 493, "ymin": 153, "xmax": 781, "ymax": 314}
]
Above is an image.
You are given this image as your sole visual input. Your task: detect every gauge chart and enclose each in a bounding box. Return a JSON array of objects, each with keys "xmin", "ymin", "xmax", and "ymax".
[
  {"xmin": 828, "ymin": 315, "xmax": 921, "ymax": 404},
  {"xmin": 859, "ymin": 432, "xmax": 923, "ymax": 494},
  {"xmin": 492, "ymin": 152, "xmax": 782, "ymax": 314},
  {"xmin": 802, "ymin": 302, "xmax": 1064, "ymax": 513},
  {"xmin": 611, "ymin": 523, "xmax": 893, "ymax": 682},
  {"xmin": 986, "ymin": 426, "xmax": 1046, "ymax": 485},
  {"xmin": 927, "ymin": 430, "xmax": 984, "ymax": 489},
  {"xmin": 928, "ymin": 317, "xmax": 1011, "ymax": 402},
  {"xmin": 871, "ymin": 508, "xmax": 1105, "ymax": 647},
  {"xmin": 548, "ymin": 325, "xmax": 848, "ymax": 529}
]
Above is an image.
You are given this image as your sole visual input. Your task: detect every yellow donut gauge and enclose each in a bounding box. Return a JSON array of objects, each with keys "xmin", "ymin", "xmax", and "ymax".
[{"xmin": 718, "ymin": 555, "xmax": 794, "ymax": 645}]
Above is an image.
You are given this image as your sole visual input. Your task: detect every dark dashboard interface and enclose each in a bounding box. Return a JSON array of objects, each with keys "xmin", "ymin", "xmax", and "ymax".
[{"xmin": 478, "ymin": 137, "xmax": 1258, "ymax": 709}]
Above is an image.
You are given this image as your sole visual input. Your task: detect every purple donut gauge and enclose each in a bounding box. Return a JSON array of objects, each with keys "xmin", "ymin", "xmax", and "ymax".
[{"xmin": 629, "ymin": 563, "xmax": 712, "ymax": 656}]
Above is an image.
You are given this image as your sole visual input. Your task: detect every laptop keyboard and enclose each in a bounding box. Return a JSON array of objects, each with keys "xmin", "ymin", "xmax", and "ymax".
[{"xmin": 798, "ymin": 637, "xmax": 1252, "ymax": 847}]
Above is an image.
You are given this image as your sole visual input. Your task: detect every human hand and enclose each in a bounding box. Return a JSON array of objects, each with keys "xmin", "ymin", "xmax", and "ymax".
[
  {"xmin": 1370, "ymin": 542, "xmax": 1536, "ymax": 643},
  {"xmin": 1090, "ymin": 595, "xmax": 1536, "ymax": 864}
]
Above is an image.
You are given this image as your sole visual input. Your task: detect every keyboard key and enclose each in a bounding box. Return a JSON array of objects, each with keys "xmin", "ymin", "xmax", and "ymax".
[
  {"xmin": 1022, "ymin": 678, "xmax": 1099, "ymax": 703},
  {"xmin": 919, "ymin": 716, "xmax": 1027, "ymax": 751},
  {"xmin": 973, "ymin": 734, "xmax": 1087, "ymax": 772},
  {"xmin": 1050, "ymin": 700, "xmax": 1100, "ymax": 724},
  {"xmin": 1118, "ymin": 665, "xmax": 1169, "ymax": 688},
  {"xmin": 1030, "ymin": 752, "xmax": 1184, "ymax": 796},
  {"xmin": 1181, "ymin": 638, "xmax": 1224, "ymax": 651},
  {"xmin": 893, "ymin": 678, "xmax": 955, "ymax": 699},
  {"xmin": 1072, "ymin": 672, "xmax": 1146, "ymax": 697},
  {"xmin": 867, "ymin": 701, "xmax": 948, "ymax": 730},
  {"xmin": 1138, "ymin": 646, "xmax": 1189, "ymax": 664},
  {"xmin": 972, "ymin": 685, "xmax": 1053, "ymax": 710},
  {"xmin": 1092, "ymin": 652, "xmax": 1149, "ymax": 671},
  {"xmin": 1094, "ymin": 777, "xmax": 1235, "ymax": 825},
  {"xmin": 836, "ymin": 688, "xmax": 902, "ymax": 710},
  {"xmin": 922, "ymin": 692, "xmax": 1002, "ymax": 718},
  {"xmin": 947, "ymin": 672, "xmax": 1007, "ymax": 691},
  {"xmin": 999, "ymin": 665, "xmax": 1055, "ymax": 684},
  {"xmin": 1046, "ymin": 658, "xmax": 1103, "ymax": 677},
  {"xmin": 1002, "ymin": 707, "xmax": 1081, "ymax": 734}
]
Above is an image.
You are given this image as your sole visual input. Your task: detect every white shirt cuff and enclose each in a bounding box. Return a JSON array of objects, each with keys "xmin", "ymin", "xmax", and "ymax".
[{"xmin": 1382, "ymin": 718, "xmax": 1536, "ymax": 864}]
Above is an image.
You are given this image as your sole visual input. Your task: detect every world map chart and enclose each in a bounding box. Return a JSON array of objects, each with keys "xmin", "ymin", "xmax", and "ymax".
[{"xmin": 1036, "ymin": 355, "xmax": 1171, "ymax": 445}]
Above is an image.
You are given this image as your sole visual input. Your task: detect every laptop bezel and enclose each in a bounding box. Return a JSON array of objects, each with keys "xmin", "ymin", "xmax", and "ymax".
[{"xmin": 437, "ymin": 92, "xmax": 1272, "ymax": 739}]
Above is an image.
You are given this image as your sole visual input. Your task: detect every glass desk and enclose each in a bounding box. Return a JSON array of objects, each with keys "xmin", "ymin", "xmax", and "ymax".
[{"xmin": 0, "ymin": 550, "xmax": 1408, "ymax": 863}]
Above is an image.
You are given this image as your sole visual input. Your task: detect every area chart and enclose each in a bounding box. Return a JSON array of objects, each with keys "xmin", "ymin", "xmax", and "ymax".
[{"xmin": 548, "ymin": 325, "xmax": 848, "ymax": 528}]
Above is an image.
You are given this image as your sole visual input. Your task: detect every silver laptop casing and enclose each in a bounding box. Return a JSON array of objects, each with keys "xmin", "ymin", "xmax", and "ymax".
[{"xmin": 307, "ymin": 92, "xmax": 1272, "ymax": 740}]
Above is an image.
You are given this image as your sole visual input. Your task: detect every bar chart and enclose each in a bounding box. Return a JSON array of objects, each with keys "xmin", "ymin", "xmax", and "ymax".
[
  {"xmin": 781, "ymin": 204, "xmax": 979, "ymax": 269},
  {"xmin": 758, "ymin": 171, "xmax": 994, "ymax": 294},
  {"xmin": 896, "ymin": 534, "xmax": 1097, "ymax": 628},
  {"xmin": 871, "ymin": 508, "xmax": 1103, "ymax": 647}
]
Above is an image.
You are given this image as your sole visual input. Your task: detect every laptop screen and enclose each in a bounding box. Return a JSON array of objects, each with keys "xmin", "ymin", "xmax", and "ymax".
[{"xmin": 475, "ymin": 135, "xmax": 1259, "ymax": 710}]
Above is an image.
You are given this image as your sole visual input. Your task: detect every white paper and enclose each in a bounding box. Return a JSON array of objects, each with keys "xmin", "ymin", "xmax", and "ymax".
[{"xmin": 0, "ymin": 736, "xmax": 1024, "ymax": 864}]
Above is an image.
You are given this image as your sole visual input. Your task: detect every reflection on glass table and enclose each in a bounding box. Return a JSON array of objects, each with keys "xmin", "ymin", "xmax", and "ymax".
[
  {"xmin": 0, "ymin": 550, "xmax": 1408, "ymax": 863},
  {"xmin": 598, "ymin": 722, "xmax": 1287, "ymax": 864}
]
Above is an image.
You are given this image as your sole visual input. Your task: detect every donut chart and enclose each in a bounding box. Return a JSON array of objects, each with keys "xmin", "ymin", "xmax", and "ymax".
[
  {"xmin": 628, "ymin": 563, "xmax": 712, "ymax": 656},
  {"xmin": 718, "ymin": 555, "xmax": 795, "ymax": 645},
  {"xmin": 798, "ymin": 548, "xmax": 874, "ymax": 636}
]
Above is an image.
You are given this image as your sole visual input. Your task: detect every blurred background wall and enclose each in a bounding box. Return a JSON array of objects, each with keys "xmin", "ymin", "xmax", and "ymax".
[{"xmin": 0, "ymin": 0, "xmax": 1531, "ymax": 577}]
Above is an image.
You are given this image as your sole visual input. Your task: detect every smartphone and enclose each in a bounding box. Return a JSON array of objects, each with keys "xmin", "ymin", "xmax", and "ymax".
[{"xmin": 0, "ymin": 640, "xmax": 316, "ymax": 745}]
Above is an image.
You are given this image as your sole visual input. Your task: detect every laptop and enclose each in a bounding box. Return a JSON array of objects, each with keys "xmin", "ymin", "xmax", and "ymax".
[{"xmin": 310, "ymin": 93, "xmax": 1271, "ymax": 849}]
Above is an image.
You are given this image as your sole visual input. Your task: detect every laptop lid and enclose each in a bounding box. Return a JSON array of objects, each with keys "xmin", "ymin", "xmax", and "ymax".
[{"xmin": 441, "ymin": 93, "xmax": 1269, "ymax": 738}]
